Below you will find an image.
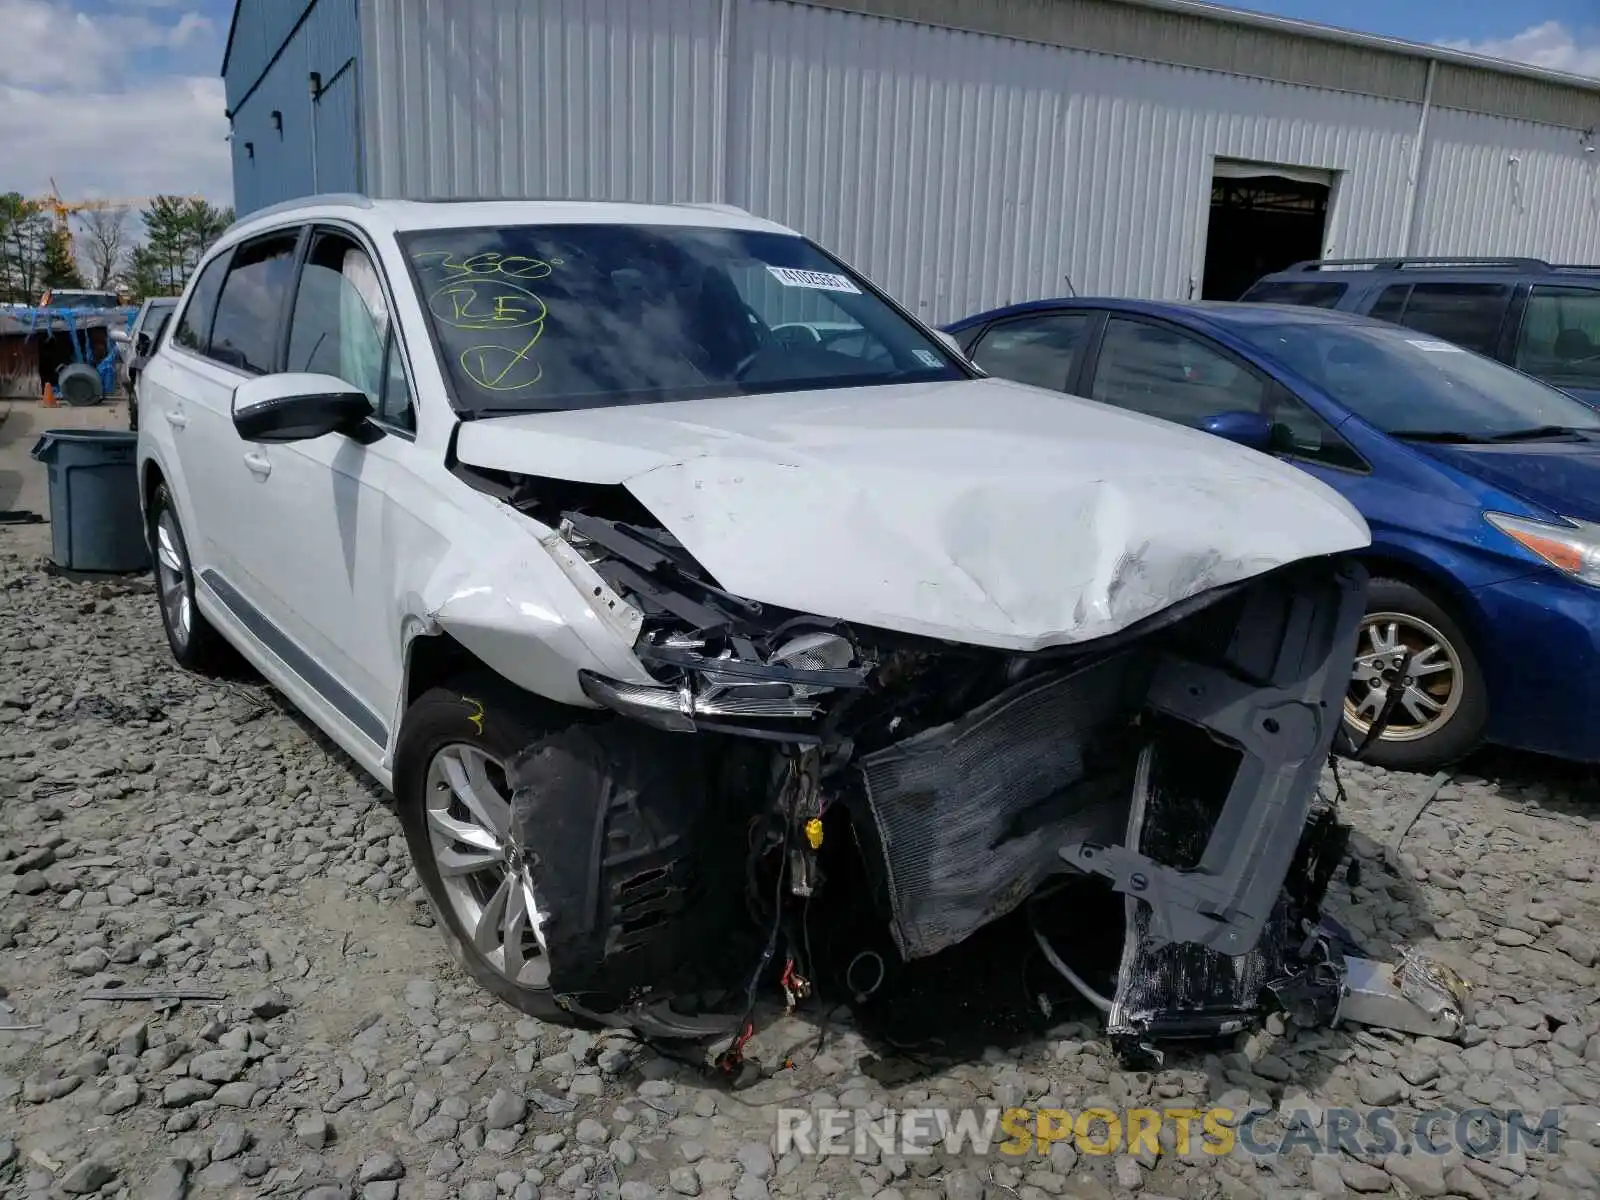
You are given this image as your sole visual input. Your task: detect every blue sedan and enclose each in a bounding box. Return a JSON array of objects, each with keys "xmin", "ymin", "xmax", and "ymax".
[{"xmin": 945, "ymin": 299, "xmax": 1600, "ymax": 771}]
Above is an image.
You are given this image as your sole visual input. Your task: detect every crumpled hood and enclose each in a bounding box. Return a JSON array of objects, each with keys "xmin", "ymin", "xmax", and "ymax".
[{"xmin": 454, "ymin": 378, "xmax": 1371, "ymax": 650}]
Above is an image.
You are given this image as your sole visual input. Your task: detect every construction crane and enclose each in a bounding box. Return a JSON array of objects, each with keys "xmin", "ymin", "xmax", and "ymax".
[{"xmin": 31, "ymin": 178, "xmax": 208, "ymax": 256}]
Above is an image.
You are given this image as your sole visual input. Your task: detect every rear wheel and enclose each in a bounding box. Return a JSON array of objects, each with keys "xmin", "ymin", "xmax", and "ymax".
[
  {"xmin": 1342, "ymin": 578, "xmax": 1488, "ymax": 771},
  {"xmin": 148, "ymin": 482, "xmax": 229, "ymax": 674}
]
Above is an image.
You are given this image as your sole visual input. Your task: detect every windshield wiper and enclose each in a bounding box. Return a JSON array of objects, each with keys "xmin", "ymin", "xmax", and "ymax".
[
  {"xmin": 1483, "ymin": 425, "xmax": 1594, "ymax": 442},
  {"xmin": 1390, "ymin": 430, "xmax": 1482, "ymax": 443},
  {"xmin": 1391, "ymin": 426, "xmax": 1595, "ymax": 444}
]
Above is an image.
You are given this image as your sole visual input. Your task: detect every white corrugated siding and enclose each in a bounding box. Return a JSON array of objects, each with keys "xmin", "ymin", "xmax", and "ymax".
[
  {"xmin": 732, "ymin": 1, "xmax": 1418, "ymax": 321},
  {"xmin": 1411, "ymin": 107, "xmax": 1600, "ymax": 263},
  {"xmin": 360, "ymin": 0, "xmax": 723, "ymax": 202},
  {"xmin": 361, "ymin": 0, "xmax": 1596, "ymax": 324}
]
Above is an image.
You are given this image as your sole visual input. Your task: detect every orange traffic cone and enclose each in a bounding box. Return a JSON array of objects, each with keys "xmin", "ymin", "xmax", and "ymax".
[{"xmin": 41, "ymin": 382, "xmax": 57, "ymax": 408}]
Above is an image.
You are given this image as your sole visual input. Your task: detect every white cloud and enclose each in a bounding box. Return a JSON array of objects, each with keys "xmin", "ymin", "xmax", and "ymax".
[
  {"xmin": 1440, "ymin": 20, "xmax": 1600, "ymax": 79},
  {"xmin": 0, "ymin": 0, "xmax": 231, "ymax": 205}
]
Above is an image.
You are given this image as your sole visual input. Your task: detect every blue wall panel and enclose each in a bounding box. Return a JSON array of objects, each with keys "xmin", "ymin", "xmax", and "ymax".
[
  {"xmin": 226, "ymin": 0, "xmax": 364, "ymax": 214},
  {"xmin": 224, "ymin": 0, "xmax": 318, "ymax": 109}
]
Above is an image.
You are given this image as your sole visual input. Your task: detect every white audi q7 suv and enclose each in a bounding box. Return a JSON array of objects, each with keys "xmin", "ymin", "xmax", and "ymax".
[{"xmin": 136, "ymin": 194, "xmax": 1378, "ymax": 1055}]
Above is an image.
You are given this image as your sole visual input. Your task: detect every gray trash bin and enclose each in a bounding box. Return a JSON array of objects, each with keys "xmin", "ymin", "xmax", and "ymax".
[{"xmin": 30, "ymin": 430, "xmax": 150, "ymax": 572}]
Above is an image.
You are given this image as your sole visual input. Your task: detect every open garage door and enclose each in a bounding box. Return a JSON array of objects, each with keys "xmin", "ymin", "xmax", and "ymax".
[{"xmin": 1202, "ymin": 161, "xmax": 1332, "ymax": 301}]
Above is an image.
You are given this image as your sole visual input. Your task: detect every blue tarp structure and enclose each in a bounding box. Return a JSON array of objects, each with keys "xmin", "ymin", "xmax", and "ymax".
[{"xmin": 3, "ymin": 305, "xmax": 137, "ymax": 395}]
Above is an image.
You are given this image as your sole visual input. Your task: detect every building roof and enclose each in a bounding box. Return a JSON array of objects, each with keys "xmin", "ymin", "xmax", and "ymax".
[
  {"xmin": 224, "ymin": 0, "xmax": 1599, "ymax": 128},
  {"xmin": 1122, "ymin": 0, "xmax": 1600, "ymax": 95},
  {"xmin": 808, "ymin": 0, "xmax": 1599, "ymax": 126}
]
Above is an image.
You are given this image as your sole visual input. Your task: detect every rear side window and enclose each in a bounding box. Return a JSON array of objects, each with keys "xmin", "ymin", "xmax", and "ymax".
[
  {"xmin": 1367, "ymin": 285, "xmax": 1410, "ymax": 323},
  {"xmin": 969, "ymin": 312, "xmax": 1092, "ymax": 391},
  {"xmin": 1239, "ymin": 281, "xmax": 1348, "ymax": 309},
  {"xmin": 171, "ymin": 253, "xmax": 230, "ymax": 356},
  {"xmin": 1515, "ymin": 286, "xmax": 1600, "ymax": 390},
  {"xmin": 209, "ymin": 232, "xmax": 301, "ymax": 374},
  {"xmin": 1379, "ymin": 283, "xmax": 1512, "ymax": 355}
]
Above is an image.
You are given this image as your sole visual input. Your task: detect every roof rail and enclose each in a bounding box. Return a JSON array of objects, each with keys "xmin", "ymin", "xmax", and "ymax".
[
  {"xmin": 1552, "ymin": 263, "xmax": 1600, "ymax": 272},
  {"xmin": 1287, "ymin": 256, "xmax": 1552, "ymax": 272},
  {"xmin": 225, "ymin": 193, "xmax": 375, "ymax": 236},
  {"xmin": 676, "ymin": 201, "xmax": 754, "ymax": 217}
]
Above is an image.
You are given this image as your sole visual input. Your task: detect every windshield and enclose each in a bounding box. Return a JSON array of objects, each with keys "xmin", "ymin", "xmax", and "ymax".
[
  {"xmin": 399, "ymin": 223, "xmax": 965, "ymax": 413},
  {"xmin": 1229, "ymin": 320, "xmax": 1600, "ymax": 439}
]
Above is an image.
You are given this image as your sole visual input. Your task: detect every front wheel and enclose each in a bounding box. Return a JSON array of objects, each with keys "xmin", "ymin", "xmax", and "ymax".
[
  {"xmin": 393, "ymin": 674, "xmax": 755, "ymax": 1025},
  {"xmin": 1341, "ymin": 578, "xmax": 1488, "ymax": 771}
]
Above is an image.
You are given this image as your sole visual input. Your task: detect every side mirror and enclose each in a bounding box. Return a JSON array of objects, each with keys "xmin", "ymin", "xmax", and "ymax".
[
  {"xmin": 109, "ymin": 329, "xmax": 129, "ymax": 345},
  {"xmin": 1199, "ymin": 410, "xmax": 1275, "ymax": 452},
  {"xmin": 932, "ymin": 329, "xmax": 965, "ymax": 357},
  {"xmin": 233, "ymin": 373, "xmax": 374, "ymax": 443}
]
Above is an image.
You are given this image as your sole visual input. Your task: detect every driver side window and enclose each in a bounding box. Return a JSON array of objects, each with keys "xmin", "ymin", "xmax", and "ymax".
[
  {"xmin": 286, "ymin": 231, "xmax": 413, "ymax": 429},
  {"xmin": 1090, "ymin": 317, "xmax": 1365, "ymax": 470},
  {"xmin": 1090, "ymin": 317, "xmax": 1268, "ymax": 425}
]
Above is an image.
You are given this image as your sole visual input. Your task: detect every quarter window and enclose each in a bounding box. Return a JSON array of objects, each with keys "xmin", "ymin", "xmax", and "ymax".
[
  {"xmin": 379, "ymin": 329, "xmax": 415, "ymax": 430},
  {"xmin": 1264, "ymin": 390, "xmax": 1367, "ymax": 472},
  {"xmin": 969, "ymin": 312, "xmax": 1091, "ymax": 392},
  {"xmin": 1389, "ymin": 283, "xmax": 1511, "ymax": 356},
  {"xmin": 1367, "ymin": 285, "xmax": 1410, "ymax": 324},
  {"xmin": 209, "ymin": 232, "xmax": 300, "ymax": 374},
  {"xmin": 1514, "ymin": 286, "xmax": 1600, "ymax": 391},
  {"xmin": 1089, "ymin": 317, "xmax": 1269, "ymax": 426},
  {"xmin": 171, "ymin": 252, "xmax": 231, "ymax": 356}
]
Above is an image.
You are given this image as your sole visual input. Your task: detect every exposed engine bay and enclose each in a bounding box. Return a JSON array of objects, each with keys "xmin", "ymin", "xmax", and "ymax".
[{"xmin": 458, "ymin": 463, "xmax": 1472, "ymax": 1067}]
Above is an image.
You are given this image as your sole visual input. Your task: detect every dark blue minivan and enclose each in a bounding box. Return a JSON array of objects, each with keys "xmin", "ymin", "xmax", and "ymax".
[{"xmin": 1241, "ymin": 257, "xmax": 1600, "ymax": 409}]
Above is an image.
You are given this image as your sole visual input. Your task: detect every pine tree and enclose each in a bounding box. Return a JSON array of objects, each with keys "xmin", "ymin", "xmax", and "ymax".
[{"xmin": 41, "ymin": 225, "xmax": 84, "ymax": 291}]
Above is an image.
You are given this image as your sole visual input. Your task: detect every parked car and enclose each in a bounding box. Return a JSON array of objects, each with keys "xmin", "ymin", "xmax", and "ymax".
[
  {"xmin": 946, "ymin": 298, "xmax": 1600, "ymax": 771},
  {"xmin": 133, "ymin": 195, "xmax": 1407, "ymax": 1050},
  {"xmin": 1240, "ymin": 257, "xmax": 1600, "ymax": 408},
  {"xmin": 111, "ymin": 297, "xmax": 180, "ymax": 430},
  {"xmin": 40, "ymin": 287, "xmax": 122, "ymax": 309}
]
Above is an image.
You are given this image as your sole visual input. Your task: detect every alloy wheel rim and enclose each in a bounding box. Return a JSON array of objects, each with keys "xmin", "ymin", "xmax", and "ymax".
[
  {"xmin": 1344, "ymin": 611, "xmax": 1463, "ymax": 742},
  {"xmin": 424, "ymin": 743, "xmax": 550, "ymax": 987},
  {"xmin": 155, "ymin": 509, "xmax": 191, "ymax": 646}
]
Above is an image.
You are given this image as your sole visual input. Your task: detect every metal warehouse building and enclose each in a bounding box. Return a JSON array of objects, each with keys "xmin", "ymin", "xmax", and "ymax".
[{"xmin": 222, "ymin": 0, "xmax": 1600, "ymax": 320}]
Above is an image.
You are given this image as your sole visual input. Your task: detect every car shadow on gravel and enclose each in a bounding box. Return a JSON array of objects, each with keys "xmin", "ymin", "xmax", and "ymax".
[{"xmin": 1456, "ymin": 745, "xmax": 1600, "ymax": 822}]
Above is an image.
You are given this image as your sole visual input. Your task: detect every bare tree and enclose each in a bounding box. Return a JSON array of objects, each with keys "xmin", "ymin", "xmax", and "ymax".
[{"xmin": 77, "ymin": 206, "xmax": 131, "ymax": 291}]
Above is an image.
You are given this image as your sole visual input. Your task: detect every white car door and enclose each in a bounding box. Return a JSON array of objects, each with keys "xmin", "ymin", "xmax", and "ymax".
[
  {"xmin": 170, "ymin": 229, "xmax": 305, "ymax": 603},
  {"xmin": 224, "ymin": 225, "xmax": 425, "ymax": 752}
]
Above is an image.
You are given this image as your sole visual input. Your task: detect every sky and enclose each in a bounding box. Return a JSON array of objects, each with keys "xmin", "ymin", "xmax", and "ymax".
[{"xmin": 0, "ymin": 0, "xmax": 1597, "ymax": 213}]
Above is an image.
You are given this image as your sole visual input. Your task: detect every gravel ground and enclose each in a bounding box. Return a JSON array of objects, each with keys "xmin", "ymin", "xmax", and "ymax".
[{"xmin": 3, "ymin": 524, "xmax": 1600, "ymax": 1200}]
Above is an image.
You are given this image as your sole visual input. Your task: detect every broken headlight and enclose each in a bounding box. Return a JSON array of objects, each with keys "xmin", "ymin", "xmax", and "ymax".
[{"xmin": 581, "ymin": 629, "xmax": 870, "ymax": 737}]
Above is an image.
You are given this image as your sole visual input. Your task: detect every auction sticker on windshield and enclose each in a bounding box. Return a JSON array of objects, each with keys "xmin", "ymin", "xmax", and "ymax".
[
  {"xmin": 1406, "ymin": 339, "xmax": 1464, "ymax": 353},
  {"xmin": 767, "ymin": 266, "xmax": 862, "ymax": 293}
]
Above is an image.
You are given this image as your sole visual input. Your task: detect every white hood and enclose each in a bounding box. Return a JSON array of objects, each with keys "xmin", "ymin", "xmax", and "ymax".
[{"xmin": 454, "ymin": 378, "xmax": 1370, "ymax": 651}]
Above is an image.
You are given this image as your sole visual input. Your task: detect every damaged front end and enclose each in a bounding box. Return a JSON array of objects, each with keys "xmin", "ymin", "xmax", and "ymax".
[{"xmin": 464, "ymin": 468, "xmax": 1469, "ymax": 1059}]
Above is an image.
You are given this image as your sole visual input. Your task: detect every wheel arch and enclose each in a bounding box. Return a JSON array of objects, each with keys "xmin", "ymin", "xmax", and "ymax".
[
  {"xmin": 1352, "ymin": 549, "xmax": 1490, "ymax": 657},
  {"xmin": 399, "ymin": 627, "xmax": 579, "ymax": 735}
]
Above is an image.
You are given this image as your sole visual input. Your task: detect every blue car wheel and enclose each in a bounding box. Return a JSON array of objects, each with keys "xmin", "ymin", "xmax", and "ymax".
[{"xmin": 1344, "ymin": 578, "xmax": 1489, "ymax": 771}]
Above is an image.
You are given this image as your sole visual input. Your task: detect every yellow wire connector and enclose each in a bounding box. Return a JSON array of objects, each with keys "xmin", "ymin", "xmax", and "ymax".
[{"xmin": 804, "ymin": 818, "xmax": 824, "ymax": 850}]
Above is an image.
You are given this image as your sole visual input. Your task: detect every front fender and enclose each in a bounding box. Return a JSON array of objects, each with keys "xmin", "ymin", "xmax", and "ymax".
[{"xmin": 405, "ymin": 502, "xmax": 657, "ymax": 711}]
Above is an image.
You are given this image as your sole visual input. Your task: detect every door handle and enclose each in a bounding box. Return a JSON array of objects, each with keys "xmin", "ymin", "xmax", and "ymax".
[
  {"xmin": 164, "ymin": 409, "xmax": 188, "ymax": 429},
  {"xmin": 243, "ymin": 452, "xmax": 272, "ymax": 478}
]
